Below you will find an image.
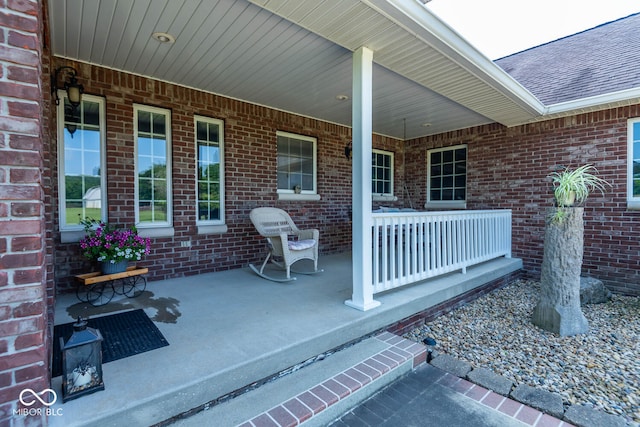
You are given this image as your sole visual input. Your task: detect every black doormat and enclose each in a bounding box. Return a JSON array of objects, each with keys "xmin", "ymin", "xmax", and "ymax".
[{"xmin": 52, "ymin": 309, "xmax": 169, "ymax": 378}]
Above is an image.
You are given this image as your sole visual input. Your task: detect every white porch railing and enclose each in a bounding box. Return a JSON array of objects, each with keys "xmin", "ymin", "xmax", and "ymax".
[{"xmin": 371, "ymin": 210, "xmax": 512, "ymax": 293}]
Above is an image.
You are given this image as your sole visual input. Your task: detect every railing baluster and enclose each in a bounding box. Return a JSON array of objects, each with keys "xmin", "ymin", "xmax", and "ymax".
[{"xmin": 370, "ymin": 210, "xmax": 511, "ymax": 293}]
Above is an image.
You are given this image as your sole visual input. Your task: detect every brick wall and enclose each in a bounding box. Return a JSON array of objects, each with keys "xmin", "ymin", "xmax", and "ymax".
[
  {"xmin": 0, "ymin": 1, "xmax": 50, "ymax": 425},
  {"xmin": 406, "ymin": 107, "xmax": 640, "ymax": 296},
  {"xmin": 47, "ymin": 64, "xmax": 640, "ymax": 296},
  {"xmin": 49, "ymin": 60, "xmax": 406, "ymax": 292}
]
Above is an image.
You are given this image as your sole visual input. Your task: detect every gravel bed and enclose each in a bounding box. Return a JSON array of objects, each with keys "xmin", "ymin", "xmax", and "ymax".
[{"xmin": 404, "ymin": 279, "xmax": 640, "ymax": 425}]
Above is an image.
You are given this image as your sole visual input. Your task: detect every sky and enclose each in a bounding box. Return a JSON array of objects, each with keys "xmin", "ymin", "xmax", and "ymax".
[{"xmin": 427, "ymin": 0, "xmax": 640, "ymax": 59}]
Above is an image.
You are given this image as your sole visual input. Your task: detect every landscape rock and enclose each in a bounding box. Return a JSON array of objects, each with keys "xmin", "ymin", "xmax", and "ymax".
[
  {"xmin": 466, "ymin": 367, "xmax": 513, "ymax": 396},
  {"xmin": 564, "ymin": 404, "xmax": 627, "ymax": 427},
  {"xmin": 510, "ymin": 384, "xmax": 564, "ymax": 419},
  {"xmin": 580, "ymin": 277, "xmax": 612, "ymax": 305},
  {"xmin": 429, "ymin": 354, "xmax": 471, "ymax": 378}
]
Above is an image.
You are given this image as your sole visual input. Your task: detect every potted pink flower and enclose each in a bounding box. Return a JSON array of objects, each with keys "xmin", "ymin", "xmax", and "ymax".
[{"xmin": 79, "ymin": 219, "xmax": 151, "ymax": 274}]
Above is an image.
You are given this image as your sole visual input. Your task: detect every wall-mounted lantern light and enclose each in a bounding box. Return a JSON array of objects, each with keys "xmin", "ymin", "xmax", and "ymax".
[
  {"xmin": 52, "ymin": 66, "xmax": 84, "ymax": 137},
  {"xmin": 344, "ymin": 141, "xmax": 352, "ymax": 160},
  {"xmin": 51, "ymin": 66, "xmax": 84, "ymax": 110}
]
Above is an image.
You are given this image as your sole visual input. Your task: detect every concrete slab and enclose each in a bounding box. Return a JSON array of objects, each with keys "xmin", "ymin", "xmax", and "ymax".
[{"xmin": 48, "ymin": 254, "xmax": 521, "ymax": 427}]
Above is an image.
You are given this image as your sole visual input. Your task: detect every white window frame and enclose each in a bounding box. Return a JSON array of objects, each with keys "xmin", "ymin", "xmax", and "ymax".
[
  {"xmin": 57, "ymin": 92, "xmax": 107, "ymax": 243},
  {"xmin": 195, "ymin": 115, "xmax": 227, "ymax": 234},
  {"xmin": 425, "ymin": 144, "xmax": 467, "ymax": 209},
  {"xmin": 134, "ymin": 104, "xmax": 174, "ymax": 237},
  {"xmin": 276, "ymin": 131, "xmax": 320, "ymax": 201},
  {"xmin": 627, "ymin": 118, "xmax": 640, "ymax": 209},
  {"xmin": 372, "ymin": 149, "xmax": 396, "ymax": 202}
]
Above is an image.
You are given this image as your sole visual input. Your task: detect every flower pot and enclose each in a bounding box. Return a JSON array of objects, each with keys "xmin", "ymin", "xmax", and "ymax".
[
  {"xmin": 556, "ymin": 190, "xmax": 576, "ymax": 207},
  {"xmin": 101, "ymin": 261, "xmax": 128, "ymax": 275}
]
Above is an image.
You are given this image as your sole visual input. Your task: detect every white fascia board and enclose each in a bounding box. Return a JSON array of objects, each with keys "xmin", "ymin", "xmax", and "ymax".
[
  {"xmin": 544, "ymin": 87, "xmax": 640, "ymax": 116},
  {"xmin": 366, "ymin": 0, "xmax": 545, "ymax": 116}
]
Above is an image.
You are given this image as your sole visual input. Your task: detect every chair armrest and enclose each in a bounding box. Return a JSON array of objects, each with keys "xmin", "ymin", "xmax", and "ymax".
[{"xmin": 297, "ymin": 229, "xmax": 319, "ymax": 241}]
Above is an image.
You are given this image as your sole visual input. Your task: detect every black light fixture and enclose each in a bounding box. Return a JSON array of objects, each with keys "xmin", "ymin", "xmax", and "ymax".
[
  {"xmin": 51, "ymin": 66, "xmax": 84, "ymax": 110},
  {"xmin": 344, "ymin": 141, "xmax": 352, "ymax": 160},
  {"xmin": 60, "ymin": 317, "xmax": 104, "ymax": 402},
  {"xmin": 423, "ymin": 337, "xmax": 437, "ymax": 363}
]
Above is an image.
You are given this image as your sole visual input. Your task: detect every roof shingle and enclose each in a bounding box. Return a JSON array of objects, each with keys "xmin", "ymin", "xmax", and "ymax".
[{"xmin": 495, "ymin": 12, "xmax": 640, "ymax": 105}]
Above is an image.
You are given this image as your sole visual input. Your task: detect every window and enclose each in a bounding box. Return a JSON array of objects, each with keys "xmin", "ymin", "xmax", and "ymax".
[
  {"xmin": 628, "ymin": 118, "xmax": 640, "ymax": 209},
  {"xmin": 57, "ymin": 93, "xmax": 106, "ymax": 239},
  {"xmin": 426, "ymin": 145, "xmax": 467, "ymax": 208},
  {"xmin": 277, "ymin": 131, "xmax": 319, "ymax": 200},
  {"xmin": 372, "ymin": 149, "xmax": 394, "ymax": 197},
  {"xmin": 134, "ymin": 105, "xmax": 172, "ymax": 230},
  {"xmin": 195, "ymin": 116, "xmax": 225, "ymax": 229}
]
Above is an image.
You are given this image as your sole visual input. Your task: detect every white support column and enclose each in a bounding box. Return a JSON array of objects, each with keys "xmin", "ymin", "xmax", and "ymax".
[{"xmin": 345, "ymin": 47, "xmax": 381, "ymax": 311}]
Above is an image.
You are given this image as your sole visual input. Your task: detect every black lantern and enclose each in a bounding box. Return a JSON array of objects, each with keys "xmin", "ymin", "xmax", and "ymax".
[
  {"xmin": 51, "ymin": 66, "xmax": 85, "ymax": 136},
  {"xmin": 51, "ymin": 66, "xmax": 84, "ymax": 109},
  {"xmin": 61, "ymin": 317, "xmax": 104, "ymax": 402}
]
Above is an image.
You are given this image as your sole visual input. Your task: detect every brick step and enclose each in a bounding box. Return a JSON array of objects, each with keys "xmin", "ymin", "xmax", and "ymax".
[{"xmin": 170, "ymin": 332, "xmax": 426, "ymax": 427}]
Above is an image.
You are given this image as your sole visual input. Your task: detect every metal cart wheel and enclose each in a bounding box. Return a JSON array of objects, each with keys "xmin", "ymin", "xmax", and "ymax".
[
  {"xmin": 87, "ymin": 282, "xmax": 115, "ymax": 306},
  {"xmin": 76, "ymin": 284, "xmax": 91, "ymax": 303},
  {"xmin": 122, "ymin": 275, "xmax": 146, "ymax": 298}
]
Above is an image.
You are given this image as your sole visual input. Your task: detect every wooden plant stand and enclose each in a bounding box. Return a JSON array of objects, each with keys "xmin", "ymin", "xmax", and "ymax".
[{"xmin": 75, "ymin": 266, "xmax": 148, "ymax": 307}]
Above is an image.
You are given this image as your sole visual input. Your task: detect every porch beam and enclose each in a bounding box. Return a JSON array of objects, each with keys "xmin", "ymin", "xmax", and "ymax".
[{"xmin": 345, "ymin": 46, "xmax": 381, "ymax": 312}]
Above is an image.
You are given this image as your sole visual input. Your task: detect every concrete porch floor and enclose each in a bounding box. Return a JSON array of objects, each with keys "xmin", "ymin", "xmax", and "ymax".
[{"xmin": 49, "ymin": 252, "xmax": 522, "ymax": 427}]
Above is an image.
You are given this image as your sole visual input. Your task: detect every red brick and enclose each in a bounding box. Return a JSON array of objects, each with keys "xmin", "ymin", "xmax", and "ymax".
[
  {"xmin": 7, "ymin": 0, "xmax": 39, "ymax": 16},
  {"xmin": 0, "ymin": 317, "xmax": 41, "ymax": 336},
  {"xmin": 0, "ymin": 347, "xmax": 44, "ymax": 372},
  {"xmin": 0, "ymin": 11, "xmax": 36, "ymax": 33},
  {"xmin": 14, "ymin": 332, "xmax": 42, "ymax": 350},
  {"xmin": 10, "ymin": 236, "xmax": 41, "ymax": 252},
  {"xmin": 267, "ymin": 406, "xmax": 296, "ymax": 427},
  {"xmin": 13, "ymin": 269, "xmax": 42, "ymax": 285},
  {"xmin": 13, "ymin": 301, "xmax": 43, "ymax": 318},
  {"xmin": 282, "ymin": 398, "xmax": 313, "ymax": 424},
  {"xmin": 14, "ymin": 364, "xmax": 46, "ymax": 384},
  {"xmin": 7, "ymin": 100, "xmax": 39, "ymax": 119},
  {"xmin": 0, "ymin": 286, "xmax": 43, "ymax": 305},
  {"xmin": 8, "ymin": 134, "xmax": 38, "ymax": 150},
  {"xmin": 1, "ymin": 378, "xmax": 49, "ymax": 410},
  {"xmin": 0, "ymin": 373, "xmax": 11, "ymax": 389},
  {"xmin": 11, "ymin": 202, "xmax": 41, "ymax": 217},
  {"xmin": 0, "ymin": 251, "xmax": 43, "ymax": 269},
  {"xmin": 497, "ymin": 398, "xmax": 522, "ymax": 417}
]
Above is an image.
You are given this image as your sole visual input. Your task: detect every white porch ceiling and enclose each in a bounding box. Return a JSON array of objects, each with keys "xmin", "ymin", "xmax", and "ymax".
[{"xmin": 48, "ymin": 0, "xmax": 544, "ymax": 140}]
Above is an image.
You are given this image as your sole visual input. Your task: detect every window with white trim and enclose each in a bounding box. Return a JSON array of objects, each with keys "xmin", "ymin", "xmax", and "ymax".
[
  {"xmin": 426, "ymin": 145, "xmax": 467, "ymax": 208},
  {"xmin": 372, "ymin": 149, "xmax": 394, "ymax": 197},
  {"xmin": 276, "ymin": 131, "xmax": 318, "ymax": 199},
  {"xmin": 57, "ymin": 93, "xmax": 106, "ymax": 233},
  {"xmin": 628, "ymin": 118, "xmax": 640, "ymax": 209},
  {"xmin": 195, "ymin": 116, "xmax": 225, "ymax": 225},
  {"xmin": 134, "ymin": 105, "xmax": 172, "ymax": 228}
]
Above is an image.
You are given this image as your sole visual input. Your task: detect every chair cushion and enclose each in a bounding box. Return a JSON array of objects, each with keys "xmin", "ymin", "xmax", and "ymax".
[{"xmin": 288, "ymin": 239, "xmax": 316, "ymax": 251}]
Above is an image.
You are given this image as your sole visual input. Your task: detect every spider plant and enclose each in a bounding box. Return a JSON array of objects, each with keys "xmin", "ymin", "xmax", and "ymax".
[{"xmin": 548, "ymin": 164, "xmax": 610, "ymax": 208}]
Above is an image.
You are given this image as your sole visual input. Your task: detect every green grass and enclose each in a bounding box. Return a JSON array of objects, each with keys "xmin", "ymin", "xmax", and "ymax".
[{"xmin": 65, "ymin": 208, "xmax": 166, "ymax": 225}]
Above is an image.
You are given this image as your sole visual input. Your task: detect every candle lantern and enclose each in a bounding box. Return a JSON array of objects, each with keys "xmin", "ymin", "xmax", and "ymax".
[{"xmin": 61, "ymin": 317, "xmax": 104, "ymax": 402}]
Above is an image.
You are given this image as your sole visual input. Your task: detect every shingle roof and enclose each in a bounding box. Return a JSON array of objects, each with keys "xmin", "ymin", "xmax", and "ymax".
[{"xmin": 495, "ymin": 12, "xmax": 640, "ymax": 105}]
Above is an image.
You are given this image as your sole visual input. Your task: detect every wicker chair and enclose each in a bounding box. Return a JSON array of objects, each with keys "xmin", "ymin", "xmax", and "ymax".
[{"xmin": 249, "ymin": 207, "xmax": 320, "ymax": 281}]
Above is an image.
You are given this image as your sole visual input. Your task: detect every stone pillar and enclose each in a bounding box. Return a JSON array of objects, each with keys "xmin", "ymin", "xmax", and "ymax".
[{"xmin": 532, "ymin": 207, "xmax": 589, "ymax": 336}]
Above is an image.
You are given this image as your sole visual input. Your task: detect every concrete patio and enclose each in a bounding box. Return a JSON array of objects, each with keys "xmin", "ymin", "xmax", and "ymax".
[{"xmin": 49, "ymin": 252, "xmax": 521, "ymax": 426}]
